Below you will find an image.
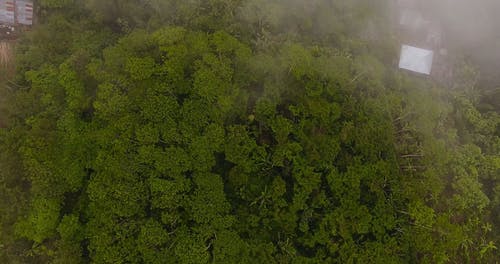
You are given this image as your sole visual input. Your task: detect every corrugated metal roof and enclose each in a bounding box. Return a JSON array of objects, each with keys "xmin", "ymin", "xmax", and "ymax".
[
  {"xmin": 0, "ymin": 0, "xmax": 15, "ymax": 25},
  {"xmin": 0, "ymin": 0, "xmax": 32, "ymax": 26},
  {"xmin": 16, "ymin": 0, "xmax": 32, "ymax": 25}
]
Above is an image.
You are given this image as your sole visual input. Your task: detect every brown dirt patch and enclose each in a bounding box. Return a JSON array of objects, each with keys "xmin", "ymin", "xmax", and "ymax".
[
  {"xmin": 0, "ymin": 41, "xmax": 14, "ymax": 69},
  {"xmin": 0, "ymin": 41, "xmax": 15, "ymax": 128}
]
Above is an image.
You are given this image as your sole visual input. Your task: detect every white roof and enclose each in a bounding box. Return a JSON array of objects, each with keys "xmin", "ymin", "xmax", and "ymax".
[{"xmin": 399, "ymin": 45, "xmax": 434, "ymax": 75}]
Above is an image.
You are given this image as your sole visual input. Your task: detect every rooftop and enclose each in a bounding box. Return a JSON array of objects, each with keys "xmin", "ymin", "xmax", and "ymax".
[
  {"xmin": 399, "ymin": 44, "xmax": 434, "ymax": 75},
  {"xmin": 0, "ymin": 0, "xmax": 33, "ymax": 26}
]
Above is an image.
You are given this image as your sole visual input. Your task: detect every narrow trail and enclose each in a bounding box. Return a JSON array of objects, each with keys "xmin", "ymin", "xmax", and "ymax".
[
  {"xmin": 0, "ymin": 41, "xmax": 14, "ymax": 128},
  {"xmin": 0, "ymin": 41, "xmax": 14, "ymax": 70}
]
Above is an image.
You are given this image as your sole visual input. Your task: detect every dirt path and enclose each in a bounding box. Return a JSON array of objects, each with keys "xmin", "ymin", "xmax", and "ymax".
[
  {"xmin": 0, "ymin": 41, "xmax": 15, "ymax": 79},
  {"xmin": 0, "ymin": 42, "xmax": 13, "ymax": 66},
  {"xmin": 0, "ymin": 41, "xmax": 15, "ymax": 128}
]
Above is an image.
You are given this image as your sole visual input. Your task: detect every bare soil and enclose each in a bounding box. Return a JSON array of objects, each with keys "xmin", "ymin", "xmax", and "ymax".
[
  {"xmin": 0, "ymin": 41, "xmax": 14, "ymax": 70},
  {"xmin": 0, "ymin": 41, "xmax": 15, "ymax": 128}
]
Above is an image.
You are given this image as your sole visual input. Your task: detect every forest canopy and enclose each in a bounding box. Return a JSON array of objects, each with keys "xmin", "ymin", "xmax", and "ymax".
[{"xmin": 0, "ymin": 0, "xmax": 499, "ymax": 263}]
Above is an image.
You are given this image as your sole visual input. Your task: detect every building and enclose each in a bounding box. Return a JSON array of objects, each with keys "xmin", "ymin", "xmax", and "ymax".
[
  {"xmin": 0, "ymin": 0, "xmax": 33, "ymax": 39},
  {"xmin": 0, "ymin": 0, "xmax": 15, "ymax": 25},
  {"xmin": 395, "ymin": 0, "xmax": 445, "ymax": 76},
  {"xmin": 399, "ymin": 45, "xmax": 434, "ymax": 75},
  {"xmin": 15, "ymin": 0, "xmax": 33, "ymax": 26}
]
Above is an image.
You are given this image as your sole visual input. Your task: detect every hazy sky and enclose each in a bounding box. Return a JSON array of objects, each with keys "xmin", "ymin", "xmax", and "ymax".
[
  {"xmin": 429, "ymin": 0, "xmax": 500, "ymax": 48},
  {"xmin": 425, "ymin": 0, "xmax": 500, "ymax": 81}
]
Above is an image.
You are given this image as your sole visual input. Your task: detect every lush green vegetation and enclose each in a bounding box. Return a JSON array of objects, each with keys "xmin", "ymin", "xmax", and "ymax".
[{"xmin": 0, "ymin": 0, "xmax": 498, "ymax": 263}]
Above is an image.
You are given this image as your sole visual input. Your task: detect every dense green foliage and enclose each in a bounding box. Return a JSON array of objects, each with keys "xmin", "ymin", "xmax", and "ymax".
[{"xmin": 1, "ymin": 0, "xmax": 499, "ymax": 263}]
